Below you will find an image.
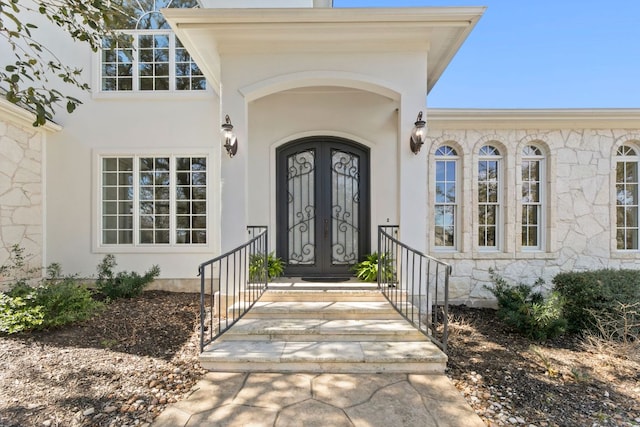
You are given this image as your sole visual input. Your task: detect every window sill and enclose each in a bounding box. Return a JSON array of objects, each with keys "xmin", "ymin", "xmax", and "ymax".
[
  {"xmin": 93, "ymin": 244, "xmax": 214, "ymax": 255},
  {"xmin": 433, "ymin": 251, "xmax": 557, "ymax": 261},
  {"xmin": 92, "ymin": 89, "xmax": 215, "ymax": 101},
  {"xmin": 611, "ymin": 251, "xmax": 640, "ymax": 259}
]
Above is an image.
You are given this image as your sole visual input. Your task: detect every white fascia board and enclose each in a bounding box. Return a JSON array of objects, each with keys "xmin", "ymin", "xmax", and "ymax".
[
  {"xmin": 164, "ymin": 7, "xmax": 485, "ymax": 25},
  {"xmin": 163, "ymin": 7, "xmax": 485, "ymax": 92},
  {"xmin": 428, "ymin": 108, "xmax": 640, "ymax": 130},
  {"xmin": 200, "ymin": 0, "xmax": 315, "ymax": 8},
  {"xmin": 0, "ymin": 98, "xmax": 62, "ymax": 132}
]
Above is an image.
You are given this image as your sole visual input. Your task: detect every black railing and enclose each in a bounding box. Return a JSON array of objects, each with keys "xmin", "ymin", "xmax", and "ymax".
[
  {"xmin": 198, "ymin": 226, "xmax": 268, "ymax": 352},
  {"xmin": 378, "ymin": 225, "xmax": 451, "ymax": 352}
]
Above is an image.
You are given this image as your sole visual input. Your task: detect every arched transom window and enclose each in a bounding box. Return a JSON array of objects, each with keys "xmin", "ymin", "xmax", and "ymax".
[
  {"xmin": 101, "ymin": 0, "xmax": 205, "ymax": 92},
  {"xmin": 434, "ymin": 145, "xmax": 459, "ymax": 248},
  {"xmin": 521, "ymin": 145, "xmax": 545, "ymax": 249},
  {"xmin": 616, "ymin": 144, "xmax": 639, "ymax": 250},
  {"xmin": 478, "ymin": 145, "xmax": 502, "ymax": 249}
]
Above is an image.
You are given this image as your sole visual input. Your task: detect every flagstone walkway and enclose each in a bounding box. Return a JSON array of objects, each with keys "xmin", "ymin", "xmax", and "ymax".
[{"xmin": 152, "ymin": 371, "xmax": 485, "ymax": 427}]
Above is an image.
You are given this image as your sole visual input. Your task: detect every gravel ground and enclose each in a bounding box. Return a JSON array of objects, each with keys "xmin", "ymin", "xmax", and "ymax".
[{"xmin": 1, "ymin": 292, "xmax": 639, "ymax": 426}]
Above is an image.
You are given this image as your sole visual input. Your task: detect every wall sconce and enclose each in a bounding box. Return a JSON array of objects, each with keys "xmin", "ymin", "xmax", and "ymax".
[
  {"xmin": 221, "ymin": 114, "xmax": 238, "ymax": 158},
  {"xmin": 409, "ymin": 111, "xmax": 427, "ymax": 155}
]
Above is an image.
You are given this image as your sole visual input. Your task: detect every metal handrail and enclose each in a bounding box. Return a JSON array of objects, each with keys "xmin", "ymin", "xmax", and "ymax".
[
  {"xmin": 377, "ymin": 225, "xmax": 451, "ymax": 352},
  {"xmin": 198, "ymin": 226, "xmax": 268, "ymax": 352}
]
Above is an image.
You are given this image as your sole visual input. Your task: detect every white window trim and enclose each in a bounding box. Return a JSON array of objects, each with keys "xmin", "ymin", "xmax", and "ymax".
[
  {"xmin": 614, "ymin": 145, "xmax": 640, "ymax": 252},
  {"xmin": 477, "ymin": 146, "xmax": 503, "ymax": 252},
  {"xmin": 93, "ymin": 30, "xmax": 212, "ymax": 98},
  {"xmin": 92, "ymin": 149, "xmax": 214, "ymax": 254},
  {"xmin": 433, "ymin": 148, "xmax": 460, "ymax": 251},
  {"xmin": 521, "ymin": 148, "xmax": 546, "ymax": 252}
]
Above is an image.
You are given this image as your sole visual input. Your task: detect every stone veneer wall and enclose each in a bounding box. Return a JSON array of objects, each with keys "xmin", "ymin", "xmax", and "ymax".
[
  {"xmin": 426, "ymin": 128, "xmax": 640, "ymax": 307},
  {"xmin": 0, "ymin": 115, "xmax": 44, "ymax": 288}
]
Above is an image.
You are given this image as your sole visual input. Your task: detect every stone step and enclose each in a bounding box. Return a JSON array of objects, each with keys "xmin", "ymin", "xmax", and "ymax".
[
  {"xmin": 266, "ymin": 282, "xmax": 379, "ymax": 291},
  {"xmin": 220, "ymin": 318, "xmax": 426, "ymax": 342},
  {"xmin": 259, "ymin": 289, "xmax": 387, "ymax": 303},
  {"xmin": 200, "ymin": 287, "xmax": 446, "ymax": 374},
  {"xmin": 200, "ymin": 340, "xmax": 447, "ymax": 373},
  {"xmin": 243, "ymin": 300, "xmax": 401, "ymax": 320}
]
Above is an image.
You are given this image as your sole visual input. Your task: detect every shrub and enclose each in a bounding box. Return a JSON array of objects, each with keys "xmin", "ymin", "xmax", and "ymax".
[
  {"xmin": 1, "ymin": 258, "xmax": 102, "ymax": 334},
  {"xmin": 487, "ymin": 270, "xmax": 566, "ymax": 340},
  {"xmin": 249, "ymin": 252, "xmax": 284, "ymax": 282},
  {"xmin": 36, "ymin": 278, "xmax": 103, "ymax": 328},
  {"xmin": 0, "ymin": 244, "xmax": 40, "ymax": 290},
  {"xmin": 0, "ymin": 292, "xmax": 44, "ymax": 334},
  {"xmin": 96, "ymin": 254, "xmax": 160, "ymax": 299},
  {"xmin": 352, "ymin": 252, "xmax": 395, "ymax": 283},
  {"xmin": 553, "ymin": 269, "xmax": 640, "ymax": 333}
]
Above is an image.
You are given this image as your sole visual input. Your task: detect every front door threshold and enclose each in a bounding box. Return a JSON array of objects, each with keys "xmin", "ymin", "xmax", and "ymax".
[{"xmin": 268, "ymin": 277, "xmax": 377, "ymax": 291}]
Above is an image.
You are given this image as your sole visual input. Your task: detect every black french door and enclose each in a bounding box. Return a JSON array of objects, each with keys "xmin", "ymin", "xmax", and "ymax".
[{"xmin": 276, "ymin": 137, "xmax": 370, "ymax": 277}]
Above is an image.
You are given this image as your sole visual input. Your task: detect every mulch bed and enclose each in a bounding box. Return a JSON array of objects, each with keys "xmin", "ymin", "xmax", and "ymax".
[{"xmin": 0, "ymin": 292, "xmax": 638, "ymax": 426}]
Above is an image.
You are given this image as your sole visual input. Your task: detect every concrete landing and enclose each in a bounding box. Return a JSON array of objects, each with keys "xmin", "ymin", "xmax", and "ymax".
[{"xmin": 152, "ymin": 372, "xmax": 485, "ymax": 427}]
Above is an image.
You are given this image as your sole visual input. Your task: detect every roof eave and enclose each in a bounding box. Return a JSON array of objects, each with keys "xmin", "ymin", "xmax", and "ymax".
[{"xmin": 428, "ymin": 108, "xmax": 640, "ymax": 129}]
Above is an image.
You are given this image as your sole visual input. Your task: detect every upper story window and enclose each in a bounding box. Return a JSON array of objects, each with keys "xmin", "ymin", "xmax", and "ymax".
[
  {"xmin": 478, "ymin": 145, "xmax": 502, "ymax": 249},
  {"xmin": 521, "ymin": 145, "xmax": 545, "ymax": 250},
  {"xmin": 616, "ymin": 144, "xmax": 639, "ymax": 250},
  {"xmin": 434, "ymin": 145, "xmax": 459, "ymax": 249},
  {"xmin": 100, "ymin": 0, "xmax": 205, "ymax": 92}
]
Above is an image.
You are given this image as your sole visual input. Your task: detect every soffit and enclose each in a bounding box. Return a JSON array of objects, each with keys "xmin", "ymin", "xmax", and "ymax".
[
  {"xmin": 163, "ymin": 7, "xmax": 485, "ymax": 93},
  {"xmin": 428, "ymin": 108, "xmax": 640, "ymax": 130}
]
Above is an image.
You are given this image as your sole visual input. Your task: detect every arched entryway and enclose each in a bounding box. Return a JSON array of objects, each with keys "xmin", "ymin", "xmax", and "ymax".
[{"xmin": 276, "ymin": 137, "xmax": 370, "ymax": 278}]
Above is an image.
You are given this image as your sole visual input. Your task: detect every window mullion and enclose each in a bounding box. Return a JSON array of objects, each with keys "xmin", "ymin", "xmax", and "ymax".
[
  {"xmin": 133, "ymin": 155, "xmax": 140, "ymax": 246},
  {"xmin": 170, "ymin": 156, "xmax": 176, "ymax": 245},
  {"xmin": 169, "ymin": 33, "xmax": 176, "ymax": 91},
  {"xmin": 132, "ymin": 33, "xmax": 140, "ymax": 92}
]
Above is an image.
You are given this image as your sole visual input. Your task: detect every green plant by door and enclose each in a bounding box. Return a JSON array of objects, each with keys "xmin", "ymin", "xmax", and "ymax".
[
  {"xmin": 352, "ymin": 252, "xmax": 395, "ymax": 282},
  {"xmin": 249, "ymin": 253, "xmax": 284, "ymax": 282}
]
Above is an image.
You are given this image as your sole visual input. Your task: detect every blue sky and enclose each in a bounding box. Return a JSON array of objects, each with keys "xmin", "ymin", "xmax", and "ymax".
[{"xmin": 334, "ymin": 0, "xmax": 640, "ymax": 109}]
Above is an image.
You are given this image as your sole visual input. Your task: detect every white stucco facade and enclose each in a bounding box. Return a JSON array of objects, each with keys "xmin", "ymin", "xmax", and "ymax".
[{"xmin": 1, "ymin": 1, "xmax": 639, "ymax": 300}]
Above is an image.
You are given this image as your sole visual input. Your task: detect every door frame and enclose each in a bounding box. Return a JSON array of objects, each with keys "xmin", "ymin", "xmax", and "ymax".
[{"xmin": 276, "ymin": 136, "xmax": 370, "ymax": 278}]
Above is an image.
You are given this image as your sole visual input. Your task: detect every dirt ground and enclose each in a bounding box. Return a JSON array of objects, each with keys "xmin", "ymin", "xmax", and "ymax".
[
  {"xmin": 446, "ymin": 306, "xmax": 640, "ymax": 427},
  {"xmin": 0, "ymin": 292, "xmax": 638, "ymax": 426}
]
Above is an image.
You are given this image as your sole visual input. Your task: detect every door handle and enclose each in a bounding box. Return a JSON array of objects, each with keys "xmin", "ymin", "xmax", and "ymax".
[{"xmin": 324, "ymin": 219, "xmax": 329, "ymax": 239}]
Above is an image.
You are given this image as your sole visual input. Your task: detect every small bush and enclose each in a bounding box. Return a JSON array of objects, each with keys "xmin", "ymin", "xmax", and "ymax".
[
  {"xmin": 0, "ymin": 292, "xmax": 44, "ymax": 334},
  {"xmin": 96, "ymin": 254, "xmax": 160, "ymax": 299},
  {"xmin": 249, "ymin": 252, "xmax": 284, "ymax": 282},
  {"xmin": 487, "ymin": 270, "xmax": 566, "ymax": 340},
  {"xmin": 553, "ymin": 269, "xmax": 640, "ymax": 333},
  {"xmin": 0, "ymin": 244, "xmax": 40, "ymax": 290},
  {"xmin": 1, "ymin": 259, "xmax": 102, "ymax": 334},
  {"xmin": 352, "ymin": 252, "xmax": 395, "ymax": 282},
  {"xmin": 36, "ymin": 278, "xmax": 103, "ymax": 328}
]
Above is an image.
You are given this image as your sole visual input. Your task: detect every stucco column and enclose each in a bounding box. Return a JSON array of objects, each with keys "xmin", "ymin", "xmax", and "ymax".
[
  {"xmin": 220, "ymin": 87, "xmax": 249, "ymax": 249},
  {"xmin": 398, "ymin": 97, "xmax": 428, "ymax": 253}
]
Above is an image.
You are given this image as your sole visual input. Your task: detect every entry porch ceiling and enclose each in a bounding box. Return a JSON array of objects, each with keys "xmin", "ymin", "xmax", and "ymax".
[{"xmin": 163, "ymin": 7, "xmax": 485, "ymax": 94}]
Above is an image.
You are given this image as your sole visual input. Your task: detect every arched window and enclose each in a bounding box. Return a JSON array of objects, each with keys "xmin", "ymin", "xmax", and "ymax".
[
  {"xmin": 101, "ymin": 0, "xmax": 205, "ymax": 92},
  {"xmin": 434, "ymin": 145, "xmax": 459, "ymax": 249},
  {"xmin": 616, "ymin": 144, "xmax": 639, "ymax": 250},
  {"xmin": 478, "ymin": 145, "xmax": 502, "ymax": 249},
  {"xmin": 521, "ymin": 145, "xmax": 545, "ymax": 249}
]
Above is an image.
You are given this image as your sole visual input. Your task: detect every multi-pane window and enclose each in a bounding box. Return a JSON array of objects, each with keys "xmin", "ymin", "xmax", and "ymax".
[
  {"xmin": 478, "ymin": 145, "xmax": 501, "ymax": 248},
  {"xmin": 102, "ymin": 158, "xmax": 134, "ymax": 244},
  {"xmin": 616, "ymin": 145, "xmax": 639, "ymax": 250},
  {"xmin": 101, "ymin": 155, "xmax": 207, "ymax": 246},
  {"xmin": 521, "ymin": 145, "xmax": 545, "ymax": 249},
  {"xmin": 100, "ymin": 0, "xmax": 205, "ymax": 92},
  {"xmin": 434, "ymin": 146, "xmax": 458, "ymax": 248}
]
